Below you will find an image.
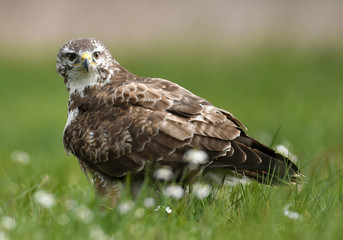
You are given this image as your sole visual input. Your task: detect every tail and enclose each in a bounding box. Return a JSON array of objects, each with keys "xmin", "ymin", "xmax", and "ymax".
[{"xmin": 206, "ymin": 135, "xmax": 302, "ymax": 185}]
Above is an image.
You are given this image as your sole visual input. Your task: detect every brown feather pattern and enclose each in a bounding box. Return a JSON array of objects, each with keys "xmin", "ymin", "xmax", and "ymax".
[{"xmin": 57, "ymin": 38, "xmax": 301, "ymax": 205}]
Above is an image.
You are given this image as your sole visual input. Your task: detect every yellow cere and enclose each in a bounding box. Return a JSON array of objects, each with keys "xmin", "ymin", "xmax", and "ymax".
[
  {"xmin": 81, "ymin": 53, "xmax": 91, "ymax": 62},
  {"xmin": 74, "ymin": 53, "xmax": 96, "ymax": 66}
]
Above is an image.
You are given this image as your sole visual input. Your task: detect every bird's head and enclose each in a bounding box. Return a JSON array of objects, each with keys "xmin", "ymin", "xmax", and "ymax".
[{"xmin": 56, "ymin": 38, "xmax": 116, "ymax": 94}]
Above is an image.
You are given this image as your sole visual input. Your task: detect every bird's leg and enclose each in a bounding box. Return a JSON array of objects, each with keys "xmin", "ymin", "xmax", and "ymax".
[{"xmin": 92, "ymin": 171, "xmax": 121, "ymax": 209}]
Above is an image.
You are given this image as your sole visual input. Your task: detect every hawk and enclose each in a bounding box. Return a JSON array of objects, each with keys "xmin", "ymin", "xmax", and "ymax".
[{"xmin": 57, "ymin": 38, "xmax": 301, "ymax": 206}]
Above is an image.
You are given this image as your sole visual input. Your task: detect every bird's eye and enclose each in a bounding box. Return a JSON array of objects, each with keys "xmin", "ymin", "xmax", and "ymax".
[
  {"xmin": 67, "ymin": 53, "xmax": 77, "ymax": 62},
  {"xmin": 93, "ymin": 51, "xmax": 100, "ymax": 60}
]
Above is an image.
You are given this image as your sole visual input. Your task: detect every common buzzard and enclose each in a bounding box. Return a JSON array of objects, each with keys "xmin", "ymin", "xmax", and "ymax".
[{"xmin": 57, "ymin": 38, "xmax": 301, "ymax": 206}]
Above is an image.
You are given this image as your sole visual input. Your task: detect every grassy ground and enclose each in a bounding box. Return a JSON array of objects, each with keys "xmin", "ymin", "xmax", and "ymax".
[{"xmin": 0, "ymin": 43, "xmax": 342, "ymax": 240}]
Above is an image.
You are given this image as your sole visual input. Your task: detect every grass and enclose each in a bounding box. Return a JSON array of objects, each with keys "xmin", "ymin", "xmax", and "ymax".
[{"xmin": 0, "ymin": 43, "xmax": 342, "ymax": 239}]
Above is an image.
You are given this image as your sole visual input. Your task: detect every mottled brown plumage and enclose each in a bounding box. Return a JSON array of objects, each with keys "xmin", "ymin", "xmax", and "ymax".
[{"xmin": 57, "ymin": 38, "xmax": 301, "ymax": 206}]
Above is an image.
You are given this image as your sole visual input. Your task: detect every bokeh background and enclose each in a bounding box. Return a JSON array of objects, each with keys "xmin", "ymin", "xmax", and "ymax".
[
  {"xmin": 1, "ymin": 1, "xmax": 343, "ymax": 239},
  {"xmin": 1, "ymin": 0, "xmax": 343, "ymax": 176},
  {"xmin": 1, "ymin": 0, "xmax": 343, "ymax": 48},
  {"xmin": 1, "ymin": 0, "xmax": 343, "ymax": 224}
]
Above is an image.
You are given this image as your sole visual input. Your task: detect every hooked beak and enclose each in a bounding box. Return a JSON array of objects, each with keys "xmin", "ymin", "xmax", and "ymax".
[{"xmin": 81, "ymin": 53, "xmax": 91, "ymax": 72}]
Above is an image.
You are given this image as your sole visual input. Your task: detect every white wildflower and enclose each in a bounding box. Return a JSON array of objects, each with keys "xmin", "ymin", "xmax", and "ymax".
[
  {"xmin": 193, "ymin": 183, "xmax": 211, "ymax": 199},
  {"xmin": 89, "ymin": 225, "xmax": 108, "ymax": 240},
  {"xmin": 134, "ymin": 208, "xmax": 145, "ymax": 218},
  {"xmin": 165, "ymin": 206, "xmax": 172, "ymax": 214},
  {"xmin": 0, "ymin": 231, "xmax": 9, "ymax": 240},
  {"xmin": 143, "ymin": 197, "xmax": 155, "ymax": 208},
  {"xmin": 164, "ymin": 185, "xmax": 184, "ymax": 199},
  {"xmin": 155, "ymin": 205, "xmax": 161, "ymax": 211},
  {"xmin": 154, "ymin": 205, "xmax": 173, "ymax": 214},
  {"xmin": 33, "ymin": 190, "xmax": 55, "ymax": 209},
  {"xmin": 276, "ymin": 144, "xmax": 298, "ymax": 163},
  {"xmin": 153, "ymin": 166, "xmax": 174, "ymax": 181},
  {"xmin": 283, "ymin": 204, "xmax": 303, "ymax": 220},
  {"xmin": 1, "ymin": 216, "xmax": 16, "ymax": 231},
  {"xmin": 118, "ymin": 201, "xmax": 134, "ymax": 215},
  {"xmin": 57, "ymin": 214, "xmax": 70, "ymax": 226},
  {"xmin": 11, "ymin": 151, "xmax": 30, "ymax": 164},
  {"xmin": 224, "ymin": 176, "xmax": 251, "ymax": 186},
  {"xmin": 184, "ymin": 149, "xmax": 208, "ymax": 170},
  {"xmin": 75, "ymin": 205, "xmax": 93, "ymax": 223}
]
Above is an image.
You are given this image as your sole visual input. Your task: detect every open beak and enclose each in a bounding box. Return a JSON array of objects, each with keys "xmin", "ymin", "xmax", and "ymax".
[{"xmin": 81, "ymin": 53, "xmax": 92, "ymax": 72}]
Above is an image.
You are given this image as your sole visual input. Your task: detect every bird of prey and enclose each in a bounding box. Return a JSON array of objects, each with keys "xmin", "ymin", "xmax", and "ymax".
[{"xmin": 57, "ymin": 38, "xmax": 301, "ymax": 206}]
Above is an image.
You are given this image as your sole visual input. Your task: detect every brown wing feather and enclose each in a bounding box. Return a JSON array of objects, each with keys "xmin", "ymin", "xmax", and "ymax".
[{"xmin": 65, "ymin": 70, "xmax": 300, "ymax": 183}]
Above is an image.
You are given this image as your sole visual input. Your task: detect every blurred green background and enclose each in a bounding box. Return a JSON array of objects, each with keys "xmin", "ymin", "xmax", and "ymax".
[
  {"xmin": 1, "ymin": 0, "xmax": 343, "ymax": 198},
  {"xmin": 0, "ymin": 1, "xmax": 343, "ymax": 239},
  {"xmin": 1, "ymin": 43, "xmax": 342, "ymax": 181}
]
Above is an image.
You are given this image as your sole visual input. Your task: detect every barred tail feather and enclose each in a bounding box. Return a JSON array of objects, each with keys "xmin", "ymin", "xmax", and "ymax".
[{"xmin": 207, "ymin": 136, "xmax": 302, "ymax": 185}]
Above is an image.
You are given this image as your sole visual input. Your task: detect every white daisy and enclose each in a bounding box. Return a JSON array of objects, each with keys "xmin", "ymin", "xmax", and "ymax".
[
  {"xmin": 276, "ymin": 144, "xmax": 298, "ymax": 163},
  {"xmin": 89, "ymin": 225, "xmax": 108, "ymax": 240},
  {"xmin": 193, "ymin": 183, "xmax": 212, "ymax": 199},
  {"xmin": 118, "ymin": 201, "xmax": 134, "ymax": 215},
  {"xmin": 153, "ymin": 166, "xmax": 174, "ymax": 181},
  {"xmin": 1, "ymin": 216, "xmax": 16, "ymax": 231},
  {"xmin": 143, "ymin": 197, "xmax": 156, "ymax": 208},
  {"xmin": 0, "ymin": 231, "xmax": 9, "ymax": 240},
  {"xmin": 183, "ymin": 149, "xmax": 208, "ymax": 170},
  {"xmin": 283, "ymin": 204, "xmax": 303, "ymax": 220},
  {"xmin": 75, "ymin": 205, "xmax": 94, "ymax": 223},
  {"xmin": 164, "ymin": 185, "xmax": 184, "ymax": 199},
  {"xmin": 154, "ymin": 205, "xmax": 161, "ymax": 212},
  {"xmin": 165, "ymin": 206, "xmax": 172, "ymax": 214},
  {"xmin": 33, "ymin": 190, "xmax": 55, "ymax": 209},
  {"xmin": 11, "ymin": 151, "xmax": 30, "ymax": 164}
]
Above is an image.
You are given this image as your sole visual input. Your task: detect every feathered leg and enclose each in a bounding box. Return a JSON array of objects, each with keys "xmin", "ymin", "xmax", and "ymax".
[
  {"xmin": 92, "ymin": 171, "xmax": 121, "ymax": 209},
  {"xmin": 78, "ymin": 158, "xmax": 121, "ymax": 208}
]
